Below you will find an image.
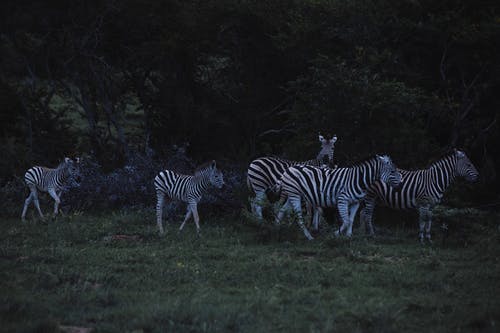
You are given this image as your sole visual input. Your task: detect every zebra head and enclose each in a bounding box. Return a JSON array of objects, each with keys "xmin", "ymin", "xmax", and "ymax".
[
  {"xmin": 208, "ymin": 160, "xmax": 225, "ymax": 189},
  {"xmin": 377, "ymin": 155, "xmax": 402, "ymax": 188},
  {"xmin": 454, "ymin": 150, "xmax": 479, "ymax": 182},
  {"xmin": 317, "ymin": 134, "xmax": 337, "ymax": 165},
  {"xmin": 64, "ymin": 157, "xmax": 82, "ymax": 184}
]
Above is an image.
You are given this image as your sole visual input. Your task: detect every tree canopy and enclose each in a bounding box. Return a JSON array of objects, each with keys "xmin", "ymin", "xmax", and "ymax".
[{"xmin": 1, "ymin": 0, "xmax": 499, "ymax": 202}]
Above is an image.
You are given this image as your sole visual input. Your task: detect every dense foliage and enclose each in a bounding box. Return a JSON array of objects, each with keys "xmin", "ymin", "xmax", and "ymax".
[{"xmin": 0, "ymin": 0, "xmax": 499, "ymax": 206}]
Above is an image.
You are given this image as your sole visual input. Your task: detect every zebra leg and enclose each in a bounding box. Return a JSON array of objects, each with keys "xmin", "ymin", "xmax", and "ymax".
[
  {"xmin": 179, "ymin": 206, "xmax": 193, "ymax": 232},
  {"xmin": 312, "ymin": 207, "xmax": 323, "ymax": 231},
  {"xmin": 48, "ymin": 189, "xmax": 61, "ymax": 216},
  {"xmin": 253, "ymin": 191, "xmax": 266, "ymax": 220},
  {"xmin": 306, "ymin": 204, "xmax": 313, "ymax": 228},
  {"xmin": 425, "ymin": 209, "xmax": 433, "ymax": 243},
  {"xmin": 418, "ymin": 206, "xmax": 431, "ymax": 243},
  {"xmin": 191, "ymin": 204, "xmax": 201, "ymax": 234},
  {"xmin": 346, "ymin": 202, "xmax": 360, "ymax": 237},
  {"xmin": 32, "ymin": 189, "xmax": 44, "ymax": 220},
  {"xmin": 360, "ymin": 198, "xmax": 376, "ymax": 236},
  {"xmin": 290, "ymin": 197, "xmax": 313, "ymax": 240},
  {"xmin": 275, "ymin": 198, "xmax": 290, "ymax": 225},
  {"xmin": 335, "ymin": 199, "xmax": 351, "ymax": 237},
  {"xmin": 21, "ymin": 192, "xmax": 34, "ymax": 222},
  {"xmin": 156, "ymin": 191, "xmax": 165, "ymax": 235}
]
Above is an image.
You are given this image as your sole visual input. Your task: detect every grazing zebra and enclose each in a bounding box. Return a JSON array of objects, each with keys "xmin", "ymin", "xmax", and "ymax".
[
  {"xmin": 247, "ymin": 134, "xmax": 337, "ymax": 220},
  {"xmin": 21, "ymin": 157, "xmax": 82, "ymax": 221},
  {"xmin": 154, "ymin": 160, "xmax": 224, "ymax": 235},
  {"xmin": 275, "ymin": 155, "xmax": 402, "ymax": 240},
  {"xmin": 359, "ymin": 149, "xmax": 479, "ymax": 242}
]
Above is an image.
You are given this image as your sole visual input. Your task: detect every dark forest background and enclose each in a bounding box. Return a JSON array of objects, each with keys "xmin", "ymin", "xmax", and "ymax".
[{"xmin": 1, "ymin": 0, "xmax": 499, "ymax": 212}]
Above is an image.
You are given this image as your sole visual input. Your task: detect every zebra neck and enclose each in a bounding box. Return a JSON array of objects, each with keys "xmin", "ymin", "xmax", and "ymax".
[
  {"xmin": 428, "ymin": 156, "xmax": 457, "ymax": 194},
  {"xmin": 194, "ymin": 172, "xmax": 211, "ymax": 190},
  {"xmin": 358, "ymin": 160, "xmax": 379, "ymax": 189},
  {"xmin": 56, "ymin": 165, "xmax": 70, "ymax": 182}
]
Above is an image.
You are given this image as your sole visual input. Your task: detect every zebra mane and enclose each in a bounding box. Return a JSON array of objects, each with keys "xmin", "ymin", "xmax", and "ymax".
[
  {"xmin": 427, "ymin": 151, "xmax": 457, "ymax": 169},
  {"xmin": 194, "ymin": 161, "xmax": 215, "ymax": 175},
  {"xmin": 56, "ymin": 160, "xmax": 70, "ymax": 169},
  {"xmin": 346, "ymin": 155, "xmax": 389, "ymax": 168}
]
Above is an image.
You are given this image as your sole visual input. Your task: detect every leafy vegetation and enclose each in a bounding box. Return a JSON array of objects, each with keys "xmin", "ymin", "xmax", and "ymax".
[
  {"xmin": 1, "ymin": 209, "xmax": 499, "ymax": 332},
  {"xmin": 0, "ymin": 1, "xmax": 498, "ymax": 198}
]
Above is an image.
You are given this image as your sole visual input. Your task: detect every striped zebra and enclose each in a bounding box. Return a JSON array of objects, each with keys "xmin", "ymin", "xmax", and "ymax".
[
  {"xmin": 247, "ymin": 134, "xmax": 337, "ymax": 220},
  {"xmin": 275, "ymin": 155, "xmax": 402, "ymax": 240},
  {"xmin": 359, "ymin": 149, "xmax": 479, "ymax": 242},
  {"xmin": 154, "ymin": 160, "xmax": 224, "ymax": 235},
  {"xmin": 21, "ymin": 157, "xmax": 82, "ymax": 221}
]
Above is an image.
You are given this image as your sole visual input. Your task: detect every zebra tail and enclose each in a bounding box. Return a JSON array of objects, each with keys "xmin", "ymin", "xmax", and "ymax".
[{"xmin": 265, "ymin": 181, "xmax": 282, "ymax": 203}]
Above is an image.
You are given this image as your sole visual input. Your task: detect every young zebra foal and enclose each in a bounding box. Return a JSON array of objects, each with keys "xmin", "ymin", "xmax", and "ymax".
[
  {"xmin": 21, "ymin": 157, "xmax": 82, "ymax": 221},
  {"xmin": 154, "ymin": 160, "xmax": 224, "ymax": 235}
]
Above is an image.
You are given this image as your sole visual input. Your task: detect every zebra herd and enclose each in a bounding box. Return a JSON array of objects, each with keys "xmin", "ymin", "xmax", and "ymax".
[{"xmin": 21, "ymin": 134, "xmax": 479, "ymax": 242}]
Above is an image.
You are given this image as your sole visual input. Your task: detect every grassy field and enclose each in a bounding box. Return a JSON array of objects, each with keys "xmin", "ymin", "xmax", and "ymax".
[{"xmin": 0, "ymin": 208, "xmax": 499, "ymax": 333}]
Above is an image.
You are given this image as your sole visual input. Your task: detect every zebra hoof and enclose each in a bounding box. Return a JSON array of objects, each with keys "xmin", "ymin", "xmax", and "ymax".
[{"xmin": 304, "ymin": 232, "xmax": 314, "ymax": 240}]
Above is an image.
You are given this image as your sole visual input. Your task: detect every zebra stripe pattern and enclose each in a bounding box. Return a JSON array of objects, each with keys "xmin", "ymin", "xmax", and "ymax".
[
  {"xmin": 21, "ymin": 157, "xmax": 82, "ymax": 221},
  {"xmin": 275, "ymin": 155, "xmax": 402, "ymax": 240},
  {"xmin": 154, "ymin": 160, "xmax": 224, "ymax": 234},
  {"xmin": 360, "ymin": 149, "xmax": 479, "ymax": 242},
  {"xmin": 247, "ymin": 134, "xmax": 337, "ymax": 219}
]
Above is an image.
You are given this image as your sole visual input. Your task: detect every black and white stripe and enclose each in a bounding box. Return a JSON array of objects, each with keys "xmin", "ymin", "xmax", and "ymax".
[
  {"xmin": 21, "ymin": 157, "xmax": 81, "ymax": 221},
  {"xmin": 154, "ymin": 160, "xmax": 224, "ymax": 234},
  {"xmin": 247, "ymin": 134, "xmax": 337, "ymax": 219},
  {"xmin": 275, "ymin": 155, "xmax": 402, "ymax": 240},
  {"xmin": 360, "ymin": 150, "xmax": 479, "ymax": 242}
]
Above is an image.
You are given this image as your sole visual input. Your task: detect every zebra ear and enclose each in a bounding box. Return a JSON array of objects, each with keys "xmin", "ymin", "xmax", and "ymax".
[
  {"xmin": 331, "ymin": 135, "xmax": 337, "ymax": 143},
  {"xmin": 75, "ymin": 157, "xmax": 81, "ymax": 163},
  {"xmin": 211, "ymin": 160, "xmax": 217, "ymax": 169},
  {"xmin": 319, "ymin": 134, "xmax": 326, "ymax": 143},
  {"xmin": 64, "ymin": 157, "xmax": 72, "ymax": 163},
  {"xmin": 377, "ymin": 155, "xmax": 389, "ymax": 163},
  {"xmin": 456, "ymin": 150, "xmax": 465, "ymax": 158}
]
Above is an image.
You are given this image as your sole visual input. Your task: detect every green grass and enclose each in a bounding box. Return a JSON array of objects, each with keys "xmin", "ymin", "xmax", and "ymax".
[{"xmin": 0, "ymin": 209, "xmax": 499, "ymax": 333}]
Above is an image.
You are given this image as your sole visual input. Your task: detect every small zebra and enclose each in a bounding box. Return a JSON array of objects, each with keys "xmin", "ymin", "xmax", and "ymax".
[
  {"xmin": 21, "ymin": 157, "xmax": 82, "ymax": 221},
  {"xmin": 275, "ymin": 155, "xmax": 402, "ymax": 240},
  {"xmin": 154, "ymin": 160, "xmax": 224, "ymax": 235},
  {"xmin": 247, "ymin": 134, "xmax": 337, "ymax": 220},
  {"xmin": 360, "ymin": 149, "xmax": 479, "ymax": 242}
]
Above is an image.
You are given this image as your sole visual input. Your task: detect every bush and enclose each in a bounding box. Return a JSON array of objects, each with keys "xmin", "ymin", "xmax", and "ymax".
[{"xmin": 0, "ymin": 147, "xmax": 249, "ymax": 218}]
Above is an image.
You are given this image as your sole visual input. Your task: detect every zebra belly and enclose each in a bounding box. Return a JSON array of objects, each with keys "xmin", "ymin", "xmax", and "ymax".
[{"xmin": 375, "ymin": 189, "xmax": 418, "ymax": 210}]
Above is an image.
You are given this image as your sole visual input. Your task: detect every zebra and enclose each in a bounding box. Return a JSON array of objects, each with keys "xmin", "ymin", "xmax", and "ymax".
[
  {"xmin": 154, "ymin": 160, "xmax": 224, "ymax": 235},
  {"xmin": 274, "ymin": 155, "xmax": 402, "ymax": 240},
  {"xmin": 359, "ymin": 149, "xmax": 479, "ymax": 242},
  {"xmin": 21, "ymin": 157, "xmax": 82, "ymax": 221},
  {"xmin": 247, "ymin": 134, "xmax": 337, "ymax": 220}
]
